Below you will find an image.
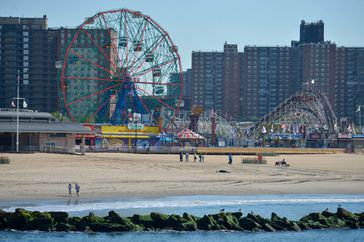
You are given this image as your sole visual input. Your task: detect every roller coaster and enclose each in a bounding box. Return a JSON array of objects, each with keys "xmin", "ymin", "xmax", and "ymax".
[
  {"xmin": 243, "ymin": 90, "xmax": 338, "ymax": 140},
  {"xmin": 172, "ymin": 90, "xmax": 339, "ymax": 147}
]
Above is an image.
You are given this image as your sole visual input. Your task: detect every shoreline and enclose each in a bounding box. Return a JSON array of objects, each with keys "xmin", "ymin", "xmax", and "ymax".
[
  {"xmin": 2, "ymin": 193, "xmax": 364, "ymax": 211},
  {"xmin": 2, "ymin": 190, "xmax": 364, "ymax": 204}
]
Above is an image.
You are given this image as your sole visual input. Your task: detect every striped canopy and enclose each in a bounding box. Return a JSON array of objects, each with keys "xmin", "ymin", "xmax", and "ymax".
[{"xmin": 177, "ymin": 128, "xmax": 205, "ymax": 140}]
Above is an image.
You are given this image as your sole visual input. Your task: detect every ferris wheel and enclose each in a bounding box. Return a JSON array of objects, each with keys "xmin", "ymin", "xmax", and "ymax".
[{"xmin": 59, "ymin": 9, "xmax": 183, "ymax": 128}]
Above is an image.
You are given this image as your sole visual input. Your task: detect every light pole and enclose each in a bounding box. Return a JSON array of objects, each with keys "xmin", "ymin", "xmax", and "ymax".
[
  {"xmin": 358, "ymin": 105, "xmax": 362, "ymax": 133},
  {"xmin": 134, "ymin": 114, "xmax": 137, "ymax": 152},
  {"xmin": 16, "ymin": 70, "xmax": 20, "ymax": 153}
]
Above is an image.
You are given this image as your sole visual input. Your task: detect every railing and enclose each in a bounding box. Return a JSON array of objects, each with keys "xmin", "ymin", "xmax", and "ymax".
[
  {"xmin": 0, "ymin": 145, "xmax": 75, "ymax": 154},
  {"xmin": 79, "ymin": 145, "xmax": 196, "ymax": 154},
  {"xmin": 0, "ymin": 108, "xmax": 35, "ymax": 112},
  {"xmin": 0, "ymin": 145, "xmax": 347, "ymax": 155}
]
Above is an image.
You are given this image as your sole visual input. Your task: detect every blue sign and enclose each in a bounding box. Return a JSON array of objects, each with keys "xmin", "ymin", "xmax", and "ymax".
[
  {"xmin": 352, "ymin": 134, "xmax": 364, "ymax": 139},
  {"xmin": 271, "ymin": 133, "xmax": 304, "ymax": 140}
]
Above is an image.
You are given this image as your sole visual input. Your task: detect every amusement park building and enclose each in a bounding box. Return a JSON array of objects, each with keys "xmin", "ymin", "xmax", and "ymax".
[{"xmin": 0, "ymin": 108, "xmax": 91, "ymax": 153}]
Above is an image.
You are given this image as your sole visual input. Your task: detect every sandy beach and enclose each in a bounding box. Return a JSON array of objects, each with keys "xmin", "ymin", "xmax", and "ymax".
[{"xmin": 0, "ymin": 152, "xmax": 363, "ymax": 201}]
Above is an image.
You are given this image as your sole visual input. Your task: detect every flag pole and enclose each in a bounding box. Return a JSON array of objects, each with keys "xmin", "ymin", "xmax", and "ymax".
[
  {"xmin": 359, "ymin": 105, "xmax": 362, "ymax": 133},
  {"xmin": 16, "ymin": 70, "xmax": 20, "ymax": 153}
]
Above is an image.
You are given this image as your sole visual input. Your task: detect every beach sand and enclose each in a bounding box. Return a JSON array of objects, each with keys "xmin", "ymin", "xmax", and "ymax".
[{"xmin": 0, "ymin": 152, "xmax": 363, "ymax": 201}]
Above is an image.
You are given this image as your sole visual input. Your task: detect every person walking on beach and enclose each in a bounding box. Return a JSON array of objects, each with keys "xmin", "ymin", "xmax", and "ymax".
[
  {"xmin": 194, "ymin": 153, "xmax": 197, "ymax": 162},
  {"xmin": 185, "ymin": 152, "xmax": 189, "ymax": 162},
  {"xmin": 198, "ymin": 153, "xmax": 202, "ymax": 162},
  {"xmin": 75, "ymin": 183, "xmax": 80, "ymax": 197},
  {"xmin": 201, "ymin": 153, "xmax": 205, "ymax": 162},
  {"xmin": 179, "ymin": 151, "xmax": 183, "ymax": 162},
  {"xmin": 228, "ymin": 153, "xmax": 233, "ymax": 164},
  {"xmin": 68, "ymin": 183, "xmax": 72, "ymax": 196}
]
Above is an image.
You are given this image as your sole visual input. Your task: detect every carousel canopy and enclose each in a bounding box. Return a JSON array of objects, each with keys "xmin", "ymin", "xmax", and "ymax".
[{"xmin": 177, "ymin": 128, "xmax": 205, "ymax": 140}]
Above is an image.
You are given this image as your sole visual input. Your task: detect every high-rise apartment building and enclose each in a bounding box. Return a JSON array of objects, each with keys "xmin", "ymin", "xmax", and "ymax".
[
  {"xmin": 242, "ymin": 46, "xmax": 293, "ymax": 120},
  {"xmin": 168, "ymin": 69, "xmax": 192, "ymax": 112},
  {"xmin": 223, "ymin": 44, "xmax": 243, "ymax": 119},
  {"xmin": 299, "ymin": 20, "xmax": 324, "ymax": 44},
  {"xmin": 292, "ymin": 42, "xmax": 337, "ymax": 106},
  {"xmin": 0, "ymin": 16, "xmax": 58, "ymax": 112},
  {"xmin": 335, "ymin": 47, "xmax": 364, "ymax": 124},
  {"xmin": 56, "ymin": 28, "xmax": 116, "ymax": 123},
  {"xmin": 191, "ymin": 50, "xmax": 224, "ymax": 114},
  {"xmin": 181, "ymin": 68, "xmax": 192, "ymax": 112},
  {"xmin": 191, "ymin": 43, "xmax": 242, "ymax": 120}
]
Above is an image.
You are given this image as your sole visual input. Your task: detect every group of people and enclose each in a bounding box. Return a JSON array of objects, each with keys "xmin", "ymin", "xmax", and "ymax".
[
  {"xmin": 68, "ymin": 183, "xmax": 80, "ymax": 197},
  {"xmin": 179, "ymin": 152, "xmax": 205, "ymax": 162}
]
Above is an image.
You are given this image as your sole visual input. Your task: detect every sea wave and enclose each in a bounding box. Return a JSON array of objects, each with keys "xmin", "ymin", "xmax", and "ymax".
[{"xmin": 3, "ymin": 196, "xmax": 364, "ymax": 213}]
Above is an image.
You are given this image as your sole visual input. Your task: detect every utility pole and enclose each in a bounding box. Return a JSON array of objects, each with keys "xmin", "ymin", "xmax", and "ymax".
[
  {"xmin": 16, "ymin": 70, "xmax": 20, "ymax": 153},
  {"xmin": 359, "ymin": 105, "xmax": 362, "ymax": 133}
]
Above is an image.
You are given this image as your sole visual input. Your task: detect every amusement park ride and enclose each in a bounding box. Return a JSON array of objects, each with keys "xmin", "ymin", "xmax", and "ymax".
[
  {"xmin": 58, "ymin": 8, "xmax": 356, "ymax": 149},
  {"xmin": 58, "ymin": 9, "xmax": 184, "ymax": 149}
]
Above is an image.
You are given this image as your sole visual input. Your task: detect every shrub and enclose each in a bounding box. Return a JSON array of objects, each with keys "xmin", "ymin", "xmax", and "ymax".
[{"xmin": 0, "ymin": 156, "xmax": 10, "ymax": 164}]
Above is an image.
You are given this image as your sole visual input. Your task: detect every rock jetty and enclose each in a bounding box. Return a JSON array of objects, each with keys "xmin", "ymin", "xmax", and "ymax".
[{"xmin": 0, "ymin": 207, "xmax": 363, "ymax": 232}]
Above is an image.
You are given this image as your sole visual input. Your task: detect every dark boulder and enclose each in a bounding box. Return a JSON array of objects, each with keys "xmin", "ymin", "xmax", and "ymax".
[
  {"xmin": 182, "ymin": 212, "xmax": 199, "ymax": 222},
  {"xmin": 271, "ymin": 214, "xmax": 301, "ymax": 231},
  {"xmin": 50, "ymin": 212, "xmax": 68, "ymax": 223},
  {"xmin": 55, "ymin": 222, "xmax": 76, "ymax": 232},
  {"xmin": 131, "ymin": 214, "xmax": 155, "ymax": 230},
  {"xmin": 4, "ymin": 208, "xmax": 33, "ymax": 230},
  {"xmin": 166, "ymin": 214, "xmax": 186, "ymax": 230},
  {"xmin": 78, "ymin": 212, "xmax": 105, "ymax": 231},
  {"xmin": 231, "ymin": 212, "xmax": 243, "ymax": 219},
  {"xmin": 181, "ymin": 220, "xmax": 198, "ymax": 231},
  {"xmin": 29, "ymin": 217, "xmax": 54, "ymax": 231},
  {"xmin": 150, "ymin": 212, "xmax": 170, "ymax": 229},
  {"xmin": 197, "ymin": 215, "xmax": 221, "ymax": 230},
  {"xmin": 105, "ymin": 211, "xmax": 139, "ymax": 231},
  {"xmin": 0, "ymin": 210, "xmax": 6, "ymax": 229},
  {"xmin": 247, "ymin": 213, "xmax": 268, "ymax": 225},
  {"xmin": 239, "ymin": 217, "xmax": 262, "ymax": 231},
  {"xmin": 215, "ymin": 212, "xmax": 242, "ymax": 231},
  {"xmin": 337, "ymin": 208, "xmax": 358, "ymax": 222}
]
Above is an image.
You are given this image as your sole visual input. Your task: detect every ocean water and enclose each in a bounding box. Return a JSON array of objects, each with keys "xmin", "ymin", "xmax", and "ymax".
[
  {"xmin": 1, "ymin": 230, "xmax": 364, "ymax": 242},
  {"xmin": 1, "ymin": 194, "xmax": 364, "ymax": 242}
]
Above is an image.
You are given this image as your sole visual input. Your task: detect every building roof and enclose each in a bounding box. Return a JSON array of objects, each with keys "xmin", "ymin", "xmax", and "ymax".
[
  {"xmin": 0, "ymin": 121, "xmax": 91, "ymax": 134},
  {"xmin": 0, "ymin": 122, "xmax": 93, "ymax": 134},
  {"xmin": 0, "ymin": 109, "xmax": 91, "ymax": 134},
  {"xmin": 0, "ymin": 110, "xmax": 55, "ymax": 120}
]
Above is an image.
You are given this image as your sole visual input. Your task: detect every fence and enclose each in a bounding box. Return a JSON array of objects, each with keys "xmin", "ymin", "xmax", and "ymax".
[{"xmin": 241, "ymin": 157, "xmax": 267, "ymax": 164}]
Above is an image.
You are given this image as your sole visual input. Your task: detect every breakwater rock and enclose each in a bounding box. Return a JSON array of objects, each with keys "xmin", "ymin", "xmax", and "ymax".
[{"xmin": 0, "ymin": 207, "xmax": 363, "ymax": 232}]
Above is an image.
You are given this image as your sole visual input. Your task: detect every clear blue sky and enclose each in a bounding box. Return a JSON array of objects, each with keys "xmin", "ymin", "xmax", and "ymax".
[{"xmin": 1, "ymin": 0, "xmax": 364, "ymax": 70}]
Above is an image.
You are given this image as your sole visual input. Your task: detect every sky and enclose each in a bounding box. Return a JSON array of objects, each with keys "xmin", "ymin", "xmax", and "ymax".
[{"xmin": 1, "ymin": 0, "xmax": 364, "ymax": 70}]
